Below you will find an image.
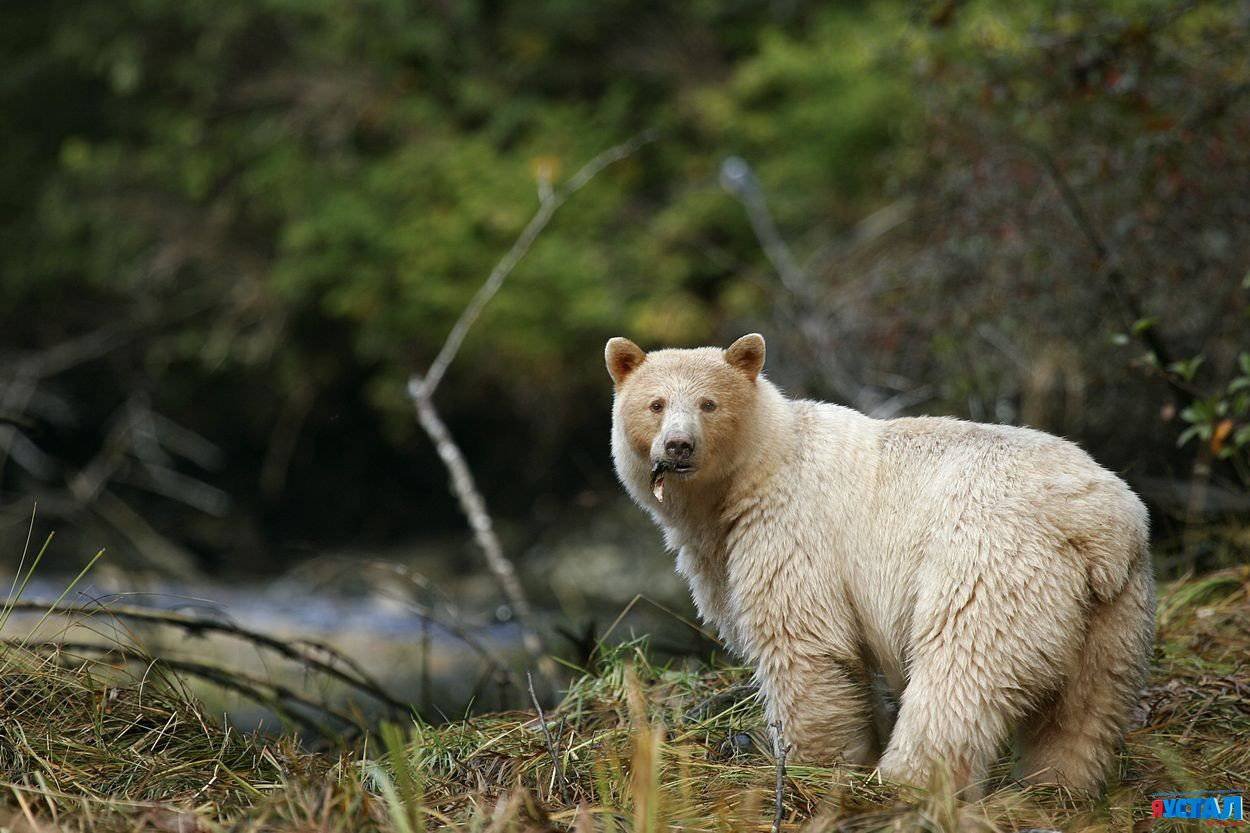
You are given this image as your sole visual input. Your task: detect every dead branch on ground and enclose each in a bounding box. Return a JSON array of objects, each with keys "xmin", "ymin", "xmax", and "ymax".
[
  {"xmin": 14, "ymin": 639, "xmax": 366, "ymax": 741},
  {"xmin": 3, "ymin": 600, "xmax": 408, "ymax": 715}
]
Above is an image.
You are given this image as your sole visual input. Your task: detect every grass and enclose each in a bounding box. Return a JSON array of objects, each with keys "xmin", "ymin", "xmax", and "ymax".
[{"xmin": 1, "ymin": 568, "xmax": 1248, "ymax": 832}]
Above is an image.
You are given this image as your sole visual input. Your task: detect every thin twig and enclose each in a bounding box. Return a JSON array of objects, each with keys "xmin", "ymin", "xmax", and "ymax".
[
  {"xmin": 528, "ymin": 670, "xmax": 569, "ymax": 804},
  {"xmin": 770, "ymin": 720, "xmax": 792, "ymax": 833},
  {"xmin": 4, "ymin": 601, "xmax": 409, "ymax": 714}
]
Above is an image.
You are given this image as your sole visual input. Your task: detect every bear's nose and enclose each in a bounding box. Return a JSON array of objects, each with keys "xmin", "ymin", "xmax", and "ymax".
[{"xmin": 664, "ymin": 433, "xmax": 694, "ymax": 462}]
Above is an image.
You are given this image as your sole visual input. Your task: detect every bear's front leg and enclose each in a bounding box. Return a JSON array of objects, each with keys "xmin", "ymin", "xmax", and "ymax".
[{"xmin": 758, "ymin": 651, "xmax": 879, "ymax": 766}]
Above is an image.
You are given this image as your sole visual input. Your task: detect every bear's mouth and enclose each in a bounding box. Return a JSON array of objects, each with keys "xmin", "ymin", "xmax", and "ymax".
[{"xmin": 650, "ymin": 460, "xmax": 696, "ymax": 503}]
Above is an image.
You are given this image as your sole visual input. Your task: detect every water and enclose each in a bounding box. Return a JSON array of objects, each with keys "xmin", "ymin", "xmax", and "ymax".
[{"xmin": 4, "ymin": 575, "xmax": 531, "ymax": 733}]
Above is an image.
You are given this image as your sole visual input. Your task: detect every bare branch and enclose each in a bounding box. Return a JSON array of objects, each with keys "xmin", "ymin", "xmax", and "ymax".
[
  {"xmin": 119, "ymin": 463, "xmax": 231, "ymax": 517},
  {"xmin": 89, "ymin": 490, "xmax": 200, "ymax": 576},
  {"xmin": 868, "ymin": 385, "xmax": 935, "ymax": 420},
  {"xmin": 721, "ymin": 157, "xmax": 863, "ymax": 402},
  {"xmin": 4, "ymin": 600, "xmax": 409, "ymax": 715},
  {"xmin": 721, "ymin": 157, "xmax": 807, "ymax": 298},
  {"xmin": 20, "ymin": 640, "xmax": 366, "ymax": 739},
  {"xmin": 407, "ymin": 133, "xmax": 656, "ymax": 681},
  {"xmin": 418, "ymin": 130, "xmax": 657, "ymax": 398},
  {"xmin": 721, "ymin": 156, "xmax": 928, "ymax": 417},
  {"xmin": 47, "ymin": 395, "xmax": 227, "ymax": 574},
  {"xmin": 770, "ymin": 720, "xmax": 793, "ymax": 833},
  {"xmin": 408, "ymin": 380, "xmax": 549, "ymax": 674},
  {"xmin": 146, "ymin": 410, "xmax": 224, "ymax": 470},
  {"xmin": 8, "ymin": 322, "xmax": 136, "ymax": 380}
]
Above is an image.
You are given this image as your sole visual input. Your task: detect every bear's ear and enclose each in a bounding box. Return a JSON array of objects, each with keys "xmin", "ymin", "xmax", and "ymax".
[
  {"xmin": 724, "ymin": 333, "xmax": 766, "ymax": 381},
  {"xmin": 605, "ymin": 337, "xmax": 646, "ymax": 385}
]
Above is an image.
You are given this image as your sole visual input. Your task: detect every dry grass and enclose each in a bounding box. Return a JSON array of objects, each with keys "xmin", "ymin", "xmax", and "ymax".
[{"xmin": 1, "ymin": 568, "xmax": 1248, "ymax": 832}]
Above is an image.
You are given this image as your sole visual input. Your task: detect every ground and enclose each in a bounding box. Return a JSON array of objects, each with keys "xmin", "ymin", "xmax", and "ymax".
[{"xmin": 1, "ymin": 569, "xmax": 1247, "ymax": 832}]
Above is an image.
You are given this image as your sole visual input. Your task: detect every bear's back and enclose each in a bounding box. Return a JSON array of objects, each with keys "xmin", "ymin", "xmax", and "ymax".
[
  {"xmin": 874, "ymin": 415, "xmax": 1102, "ymax": 494},
  {"xmin": 868, "ymin": 413, "xmax": 1146, "ymax": 601}
]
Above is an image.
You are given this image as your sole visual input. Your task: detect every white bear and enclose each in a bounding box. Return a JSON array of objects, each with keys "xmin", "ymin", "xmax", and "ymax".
[{"xmin": 606, "ymin": 333, "xmax": 1154, "ymax": 792}]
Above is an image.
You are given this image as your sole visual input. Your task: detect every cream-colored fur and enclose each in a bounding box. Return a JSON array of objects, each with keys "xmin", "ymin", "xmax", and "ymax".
[{"xmin": 606, "ymin": 334, "xmax": 1154, "ymax": 793}]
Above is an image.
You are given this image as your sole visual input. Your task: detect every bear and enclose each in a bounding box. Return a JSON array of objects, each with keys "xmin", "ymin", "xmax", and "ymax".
[{"xmin": 605, "ymin": 333, "xmax": 1154, "ymax": 793}]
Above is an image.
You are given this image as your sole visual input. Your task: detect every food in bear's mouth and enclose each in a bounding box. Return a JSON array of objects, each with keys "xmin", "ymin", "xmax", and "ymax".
[{"xmin": 651, "ymin": 460, "xmax": 670, "ymax": 503}]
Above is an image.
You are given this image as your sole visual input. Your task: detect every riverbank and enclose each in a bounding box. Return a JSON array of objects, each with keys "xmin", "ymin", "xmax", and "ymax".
[{"xmin": 1, "ymin": 568, "xmax": 1247, "ymax": 831}]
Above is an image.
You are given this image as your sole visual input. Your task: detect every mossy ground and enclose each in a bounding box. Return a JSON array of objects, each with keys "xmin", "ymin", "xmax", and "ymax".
[{"xmin": 1, "ymin": 569, "xmax": 1247, "ymax": 832}]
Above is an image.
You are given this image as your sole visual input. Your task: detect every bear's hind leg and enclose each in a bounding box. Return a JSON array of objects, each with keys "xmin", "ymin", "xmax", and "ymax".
[
  {"xmin": 879, "ymin": 548, "xmax": 1088, "ymax": 793},
  {"xmin": 1014, "ymin": 564, "xmax": 1154, "ymax": 791}
]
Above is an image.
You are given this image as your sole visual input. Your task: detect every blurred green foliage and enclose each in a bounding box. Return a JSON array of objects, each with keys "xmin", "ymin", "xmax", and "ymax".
[
  {"xmin": 5, "ymin": 1, "xmax": 909, "ymax": 393},
  {"xmin": 2, "ymin": 0, "xmax": 1248, "ymax": 570}
]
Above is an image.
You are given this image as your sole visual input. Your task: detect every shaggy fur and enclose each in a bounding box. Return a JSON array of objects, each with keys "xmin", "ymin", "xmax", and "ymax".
[{"xmin": 606, "ymin": 334, "xmax": 1155, "ymax": 792}]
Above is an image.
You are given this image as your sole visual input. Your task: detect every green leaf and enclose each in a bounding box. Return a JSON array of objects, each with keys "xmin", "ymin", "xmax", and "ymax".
[
  {"xmin": 1176, "ymin": 424, "xmax": 1202, "ymax": 448},
  {"xmin": 1180, "ymin": 400, "xmax": 1218, "ymax": 424},
  {"xmin": 1166, "ymin": 355, "xmax": 1204, "ymax": 382},
  {"xmin": 1131, "ymin": 316, "xmax": 1159, "ymax": 335}
]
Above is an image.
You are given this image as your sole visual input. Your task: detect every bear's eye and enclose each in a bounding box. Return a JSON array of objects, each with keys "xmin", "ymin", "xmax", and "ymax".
[
  {"xmin": 649, "ymin": 399, "xmax": 664, "ymax": 413},
  {"xmin": 700, "ymin": 399, "xmax": 717, "ymax": 413}
]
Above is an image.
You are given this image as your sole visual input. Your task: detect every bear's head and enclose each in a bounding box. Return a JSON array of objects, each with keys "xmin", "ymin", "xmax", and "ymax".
[{"xmin": 605, "ymin": 334, "xmax": 766, "ymax": 505}]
